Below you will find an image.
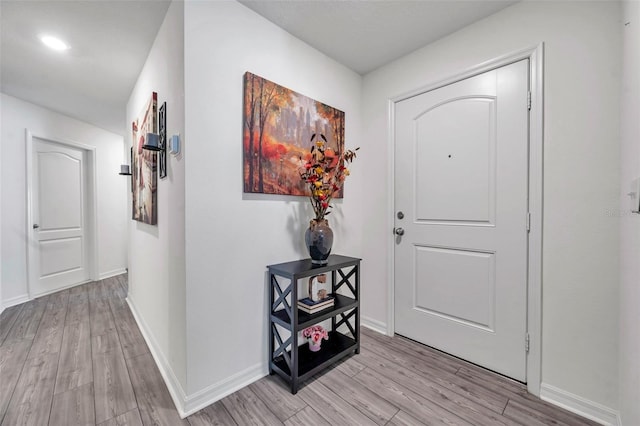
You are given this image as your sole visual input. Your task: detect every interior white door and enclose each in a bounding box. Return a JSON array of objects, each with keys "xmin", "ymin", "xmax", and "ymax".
[
  {"xmin": 394, "ymin": 60, "xmax": 529, "ymax": 381},
  {"xmin": 30, "ymin": 138, "xmax": 90, "ymax": 296}
]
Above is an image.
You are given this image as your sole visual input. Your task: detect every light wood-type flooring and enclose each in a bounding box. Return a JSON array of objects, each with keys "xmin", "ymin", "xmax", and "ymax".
[{"xmin": 0, "ymin": 276, "xmax": 598, "ymax": 426}]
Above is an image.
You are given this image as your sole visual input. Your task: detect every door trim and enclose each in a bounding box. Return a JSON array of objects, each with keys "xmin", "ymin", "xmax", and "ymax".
[
  {"xmin": 387, "ymin": 44, "xmax": 544, "ymax": 396},
  {"xmin": 25, "ymin": 130, "xmax": 99, "ymax": 297}
]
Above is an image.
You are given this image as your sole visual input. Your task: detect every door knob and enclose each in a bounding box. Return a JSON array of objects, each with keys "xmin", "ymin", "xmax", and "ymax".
[
  {"xmin": 33, "ymin": 224, "xmax": 40, "ymax": 229},
  {"xmin": 394, "ymin": 227, "xmax": 405, "ymax": 236}
]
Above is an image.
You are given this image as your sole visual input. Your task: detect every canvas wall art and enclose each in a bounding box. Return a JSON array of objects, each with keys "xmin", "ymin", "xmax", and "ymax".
[
  {"xmin": 132, "ymin": 92, "xmax": 158, "ymax": 225},
  {"xmin": 243, "ymin": 72, "xmax": 345, "ymax": 196}
]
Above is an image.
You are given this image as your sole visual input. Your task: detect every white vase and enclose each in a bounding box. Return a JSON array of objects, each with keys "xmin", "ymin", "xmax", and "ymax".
[{"xmin": 308, "ymin": 340, "xmax": 321, "ymax": 352}]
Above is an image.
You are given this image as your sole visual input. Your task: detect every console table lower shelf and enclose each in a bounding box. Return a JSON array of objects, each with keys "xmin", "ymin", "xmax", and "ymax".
[
  {"xmin": 267, "ymin": 255, "xmax": 361, "ymax": 394},
  {"xmin": 271, "ymin": 332, "xmax": 357, "ymax": 385}
]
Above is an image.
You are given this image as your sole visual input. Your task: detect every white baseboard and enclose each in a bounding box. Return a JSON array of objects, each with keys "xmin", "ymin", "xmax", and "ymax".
[
  {"xmin": 99, "ymin": 268, "xmax": 127, "ymax": 280},
  {"xmin": 181, "ymin": 363, "xmax": 266, "ymax": 417},
  {"xmin": 361, "ymin": 316, "xmax": 389, "ymax": 335},
  {"xmin": 126, "ymin": 296, "xmax": 266, "ymax": 418},
  {"xmin": 126, "ymin": 296, "xmax": 189, "ymax": 417},
  {"xmin": 540, "ymin": 383, "xmax": 621, "ymax": 426},
  {"xmin": 32, "ymin": 280, "xmax": 93, "ymax": 299},
  {"xmin": 182, "ymin": 318, "xmax": 396, "ymax": 416},
  {"xmin": 1, "ymin": 294, "xmax": 31, "ymax": 312}
]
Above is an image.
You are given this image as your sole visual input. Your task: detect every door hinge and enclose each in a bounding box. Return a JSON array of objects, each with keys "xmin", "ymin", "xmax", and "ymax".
[
  {"xmin": 525, "ymin": 333, "xmax": 530, "ymax": 353},
  {"xmin": 527, "ymin": 91, "xmax": 532, "ymax": 110},
  {"xmin": 526, "ymin": 212, "xmax": 531, "ymax": 232}
]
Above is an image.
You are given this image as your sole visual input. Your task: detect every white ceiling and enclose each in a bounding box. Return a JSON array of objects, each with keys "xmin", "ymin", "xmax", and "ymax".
[
  {"xmin": 1, "ymin": 0, "xmax": 171, "ymax": 136},
  {"xmin": 238, "ymin": 0, "xmax": 518, "ymax": 75},
  {"xmin": 1, "ymin": 0, "xmax": 517, "ymax": 136}
]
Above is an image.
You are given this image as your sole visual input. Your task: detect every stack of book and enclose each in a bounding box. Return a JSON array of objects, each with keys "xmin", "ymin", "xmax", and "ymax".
[{"xmin": 298, "ymin": 295, "xmax": 335, "ymax": 314}]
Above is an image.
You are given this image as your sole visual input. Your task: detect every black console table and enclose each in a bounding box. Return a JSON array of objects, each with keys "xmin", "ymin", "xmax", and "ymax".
[{"xmin": 267, "ymin": 255, "xmax": 361, "ymax": 394}]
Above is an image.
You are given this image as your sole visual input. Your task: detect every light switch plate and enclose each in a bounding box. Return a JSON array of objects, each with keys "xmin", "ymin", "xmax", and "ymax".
[{"xmin": 631, "ymin": 178, "xmax": 640, "ymax": 214}]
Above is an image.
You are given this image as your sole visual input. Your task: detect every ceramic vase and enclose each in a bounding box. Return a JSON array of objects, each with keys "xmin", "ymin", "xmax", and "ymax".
[
  {"xmin": 308, "ymin": 340, "xmax": 322, "ymax": 352},
  {"xmin": 305, "ymin": 219, "xmax": 333, "ymax": 265}
]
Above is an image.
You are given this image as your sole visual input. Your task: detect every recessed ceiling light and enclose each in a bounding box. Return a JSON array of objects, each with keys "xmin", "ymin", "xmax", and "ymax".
[{"xmin": 40, "ymin": 35, "xmax": 70, "ymax": 51}]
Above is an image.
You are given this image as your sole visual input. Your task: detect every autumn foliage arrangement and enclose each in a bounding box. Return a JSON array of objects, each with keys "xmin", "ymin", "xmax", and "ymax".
[{"xmin": 299, "ymin": 134, "xmax": 359, "ymax": 221}]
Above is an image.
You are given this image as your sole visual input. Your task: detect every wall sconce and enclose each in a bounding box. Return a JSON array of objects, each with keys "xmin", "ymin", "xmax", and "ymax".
[
  {"xmin": 119, "ymin": 164, "xmax": 132, "ymax": 176},
  {"xmin": 142, "ymin": 102, "xmax": 167, "ymax": 178},
  {"xmin": 142, "ymin": 133, "xmax": 161, "ymax": 151}
]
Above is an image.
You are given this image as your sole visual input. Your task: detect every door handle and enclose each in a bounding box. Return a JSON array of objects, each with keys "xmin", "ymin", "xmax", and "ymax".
[
  {"xmin": 394, "ymin": 227, "xmax": 405, "ymax": 236},
  {"xmin": 33, "ymin": 224, "xmax": 40, "ymax": 229}
]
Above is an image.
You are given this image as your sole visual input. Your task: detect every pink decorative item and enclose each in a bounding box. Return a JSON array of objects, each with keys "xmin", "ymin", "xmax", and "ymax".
[
  {"xmin": 302, "ymin": 325, "xmax": 329, "ymax": 352},
  {"xmin": 308, "ymin": 341, "xmax": 322, "ymax": 352}
]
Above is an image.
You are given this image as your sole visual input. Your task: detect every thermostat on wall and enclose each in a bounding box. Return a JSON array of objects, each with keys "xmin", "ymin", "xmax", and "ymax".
[{"xmin": 169, "ymin": 134, "xmax": 181, "ymax": 155}]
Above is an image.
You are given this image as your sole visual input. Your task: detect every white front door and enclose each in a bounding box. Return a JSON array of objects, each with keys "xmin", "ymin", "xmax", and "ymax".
[
  {"xmin": 30, "ymin": 137, "xmax": 90, "ymax": 296},
  {"xmin": 394, "ymin": 60, "xmax": 529, "ymax": 381}
]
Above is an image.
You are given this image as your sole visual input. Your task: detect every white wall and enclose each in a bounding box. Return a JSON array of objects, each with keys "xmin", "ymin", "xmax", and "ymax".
[
  {"xmin": 1, "ymin": 96, "xmax": 3, "ymax": 310},
  {"xmin": 0, "ymin": 96, "xmax": 3, "ymax": 311},
  {"xmin": 619, "ymin": 2, "xmax": 640, "ymax": 425},
  {"xmin": 362, "ymin": 0, "xmax": 621, "ymax": 415},
  {"xmin": 126, "ymin": 0, "xmax": 187, "ymax": 397},
  {"xmin": 1, "ymin": 93, "xmax": 127, "ymax": 306},
  {"xmin": 183, "ymin": 0, "xmax": 362, "ymax": 403}
]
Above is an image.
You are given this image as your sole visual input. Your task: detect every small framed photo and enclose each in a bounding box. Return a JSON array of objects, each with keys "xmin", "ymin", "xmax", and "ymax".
[{"xmin": 308, "ymin": 274, "xmax": 330, "ymax": 302}]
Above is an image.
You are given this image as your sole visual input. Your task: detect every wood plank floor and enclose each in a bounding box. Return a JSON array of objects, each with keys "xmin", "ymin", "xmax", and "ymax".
[{"xmin": 0, "ymin": 276, "xmax": 599, "ymax": 426}]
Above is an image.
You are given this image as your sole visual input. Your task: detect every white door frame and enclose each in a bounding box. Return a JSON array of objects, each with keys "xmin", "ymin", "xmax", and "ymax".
[
  {"xmin": 25, "ymin": 130, "xmax": 99, "ymax": 297},
  {"xmin": 387, "ymin": 44, "xmax": 544, "ymax": 396}
]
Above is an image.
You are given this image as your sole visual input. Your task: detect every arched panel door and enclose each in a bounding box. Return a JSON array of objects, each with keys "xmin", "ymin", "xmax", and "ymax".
[
  {"xmin": 394, "ymin": 60, "xmax": 529, "ymax": 381},
  {"xmin": 30, "ymin": 137, "xmax": 89, "ymax": 296}
]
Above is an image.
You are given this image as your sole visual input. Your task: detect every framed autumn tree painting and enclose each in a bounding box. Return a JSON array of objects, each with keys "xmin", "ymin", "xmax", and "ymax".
[{"xmin": 243, "ymin": 72, "xmax": 345, "ymax": 196}]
